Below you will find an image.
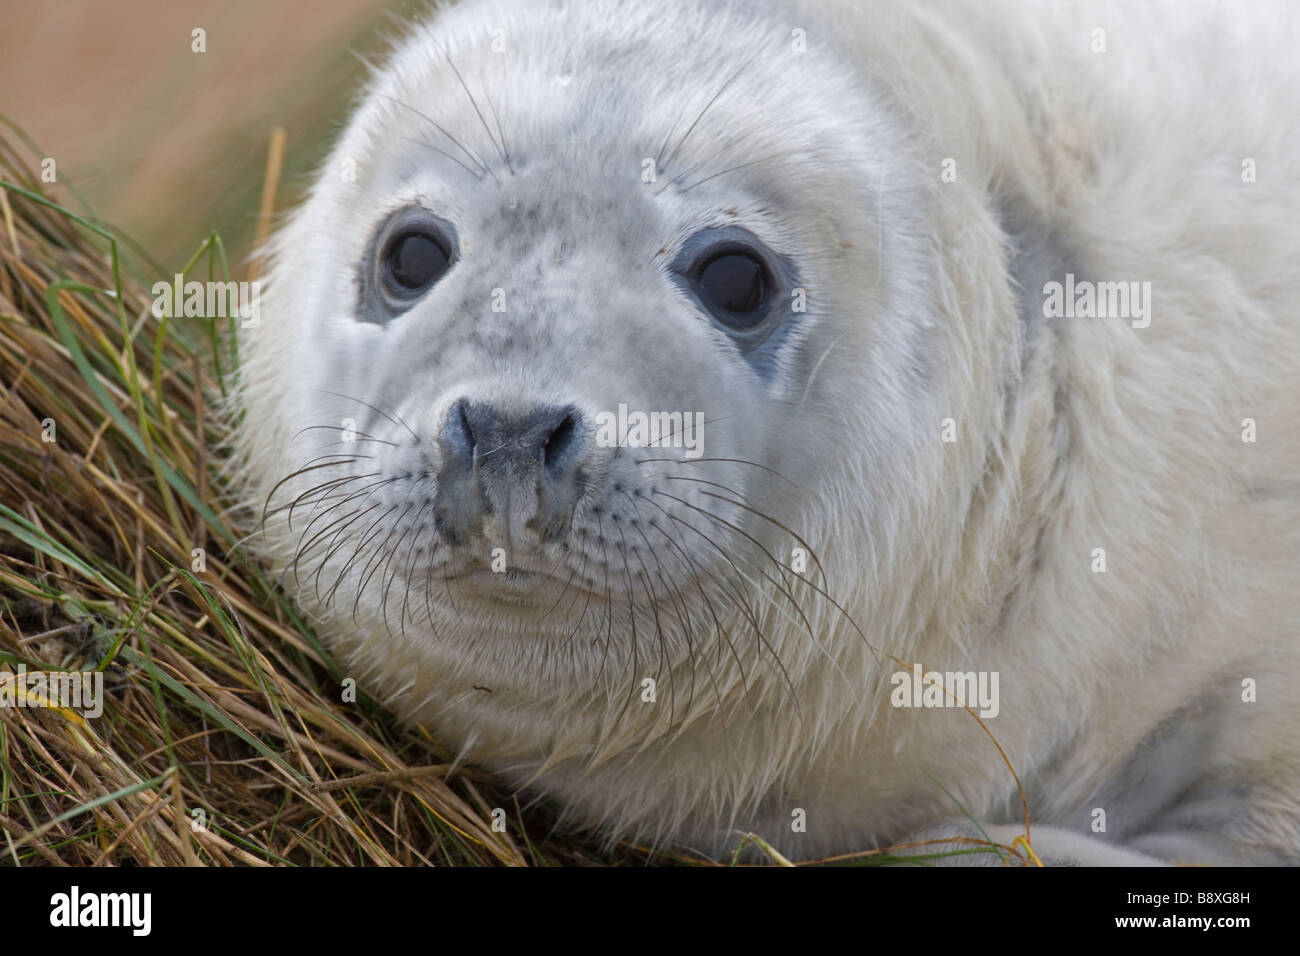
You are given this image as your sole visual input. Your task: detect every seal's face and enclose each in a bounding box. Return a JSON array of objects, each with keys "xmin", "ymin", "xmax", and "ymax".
[{"xmin": 248, "ymin": 0, "xmax": 934, "ymax": 725}]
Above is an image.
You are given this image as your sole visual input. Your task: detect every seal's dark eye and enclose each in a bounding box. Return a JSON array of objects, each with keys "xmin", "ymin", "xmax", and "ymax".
[
  {"xmin": 668, "ymin": 227, "xmax": 792, "ymax": 356},
  {"xmin": 693, "ymin": 249, "xmax": 769, "ymax": 329},
  {"xmin": 384, "ymin": 231, "xmax": 450, "ymax": 294},
  {"xmin": 359, "ymin": 206, "xmax": 459, "ymax": 323}
]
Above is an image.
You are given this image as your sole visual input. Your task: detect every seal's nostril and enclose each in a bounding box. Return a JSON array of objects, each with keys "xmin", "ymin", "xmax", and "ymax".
[
  {"xmin": 437, "ymin": 397, "xmax": 477, "ymax": 464},
  {"xmin": 456, "ymin": 398, "xmax": 476, "ymax": 448},
  {"xmin": 543, "ymin": 407, "xmax": 581, "ymax": 472}
]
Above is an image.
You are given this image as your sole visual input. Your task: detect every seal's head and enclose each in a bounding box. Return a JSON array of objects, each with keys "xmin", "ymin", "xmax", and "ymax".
[{"xmin": 239, "ymin": 0, "xmax": 1011, "ymax": 845}]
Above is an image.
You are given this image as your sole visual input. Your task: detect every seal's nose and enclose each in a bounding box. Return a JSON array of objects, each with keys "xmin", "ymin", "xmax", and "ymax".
[{"xmin": 433, "ymin": 398, "xmax": 584, "ymax": 544}]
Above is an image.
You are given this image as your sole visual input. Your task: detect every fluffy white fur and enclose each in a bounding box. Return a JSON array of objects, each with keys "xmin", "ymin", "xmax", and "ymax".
[{"xmin": 235, "ymin": 0, "xmax": 1300, "ymax": 863}]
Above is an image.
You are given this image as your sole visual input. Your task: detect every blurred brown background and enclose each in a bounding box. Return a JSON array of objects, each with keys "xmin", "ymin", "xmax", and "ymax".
[{"xmin": 0, "ymin": 0, "xmax": 425, "ymax": 269}]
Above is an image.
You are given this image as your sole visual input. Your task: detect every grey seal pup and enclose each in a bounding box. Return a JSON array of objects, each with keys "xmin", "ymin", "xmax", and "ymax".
[{"xmin": 236, "ymin": 0, "xmax": 1300, "ymax": 863}]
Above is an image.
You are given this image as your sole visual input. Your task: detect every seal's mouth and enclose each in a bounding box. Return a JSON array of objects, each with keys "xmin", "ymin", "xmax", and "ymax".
[
  {"xmin": 458, "ymin": 564, "xmax": 572, "ymax": 591},
  {"xmin": 452, "ymin": 566, "xmax": 582, "ymax": 606},
  {"xmin": 433, "ymin": 528, "xmax": 651, "ymax": 605}
]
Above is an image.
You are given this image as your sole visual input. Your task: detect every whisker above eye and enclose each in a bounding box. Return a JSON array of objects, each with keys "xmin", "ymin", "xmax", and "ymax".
[{"xmin": 373, "ymin": 91, "xmax": 492, "ymax": 181}]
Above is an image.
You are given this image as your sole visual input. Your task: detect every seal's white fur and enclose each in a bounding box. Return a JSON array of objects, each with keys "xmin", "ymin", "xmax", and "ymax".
[{"xmin": 237, "ymin": 0, "xmax": 1300, "ymax": 863}]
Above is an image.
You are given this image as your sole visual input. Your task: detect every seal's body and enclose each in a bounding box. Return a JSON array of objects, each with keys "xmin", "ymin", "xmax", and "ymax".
[{"xmin": 238, "ymin": 0, "xmax": 1300, "ymax": 863}]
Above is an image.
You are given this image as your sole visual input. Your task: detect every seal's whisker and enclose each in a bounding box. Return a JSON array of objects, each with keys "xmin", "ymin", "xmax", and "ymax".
[
  {"xmin": 591, "ymin": 514, "xmax": 616, "ymax": 688},
  {"xmin": 633, "ymin": 455, "xmax": 800, "ymax": 490},
  {"xmin": 638, "ymin": 413, "xmax": 732, "ymax": 450},
  {"xmin": 313, "ymin": 388, "xmax": 422, "ymax": 444},
  {"xmin": 298, "ymin": 511, "xmax": 376, "ymax": 597},
  {"xmin": 619, "ymin": 490, "xmax": 698, "ymax": 717},
  {"xmin": 354, "ymin": 502, "xmax": 419, "ymax": 624},
  {"xmin": 321, "ymin": 503, "xmax": 399, "ymax": 609},
  {"xmin": 421, "ymin": 562, "xmax": 439, "ymax": 637},
  {"xmin": 660, "ymin": 127, "xmax": 756, "ymax": 192},
  {"xmin": 311, "ymin": 502, "xmax": 385, "ymax": 605},
  {"xmin": 287, "ymin": 491, "xmax": 389, "ymax": 567},
  {"xmin": 659, "ymin": 486, "xmax": 817, "ymax": 643},
  {"xmin": 642, "ymin": 493, "xmax": 801, "ymax": 712},
  {"xmin": 378, "ymin": 502, "xmax": 423, "ymax": 638},
  {"xmin": 280, "ymin": 471, "xmax": 386, "ymax": 530},
  {"xmin": 374, "ymin": 91, "xmax": 491, "ymax": 180},
  {"xmin": 482, "ymin": 77, "xmax": 513, "ymax": 176},
  {"xmin": 555, "ymin": 539, "xmax": 601, "ymax": 658},
  {"xmin": 636, "ymin": 492, "xmax": 763, "ymax": 688},
  {"xmin": 293, "ymin": 423, "xmax": 401, "ymax": 447},
  {"xmin": 659, "ymin": 45, "xmax": 766, "ymax": 175},
  {"xmin": 658, "ymin": 494, "xmax": 864, "ymax": 693},
  {"xmin": 404, "ymin": 135, "xmax": 488, "ymax": 182},
  {"xmin": 293, "ymin": 493, "xmax": 386, "ymax": 587},
  {"xmin": 640, "ymin": 513, "xmax": 731, "ymax": 712},
  {"xmin": 259, "ymin": 457, "xmax": 369, "ymax": 529},
  {"xmin": 434, "ymin": 39, "xmax": 508, "ymax": 182},
  {"xmin": 679, "ymin": 156, "xmax": 783, "ymax": 194},
  {"xmin": 661, "ymin": 490, "xmax": 884, "ymax": 676},
  {"xmin": 295, "ymin": 473, "xmax": 394, "ymax": 519},
  {"xmin": 618, "ymin": 502, "xmax": 691, "ymax": 717},
  {"xmin": 534, "ymin": 549, "xmax": 584, "ymax": 625},
  {"xmin": 652, "ymin": 108, "xmax": 681, "ymax": 172},
  {"xmin": 614, "ymin": 519, "xmax": 677, "ymax": 728},
  {"xmin": 607, "ymin": 535, "xmax": 646, "ymax": 729},
  {"xmin": 664, "ymin": 475, "xmax": 828, "ymax": 586}
]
